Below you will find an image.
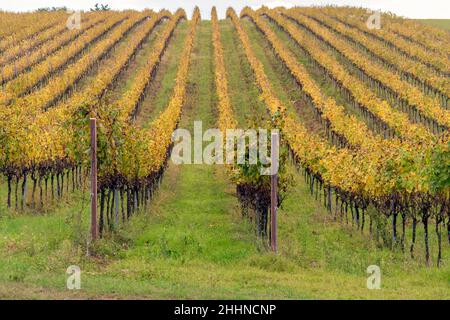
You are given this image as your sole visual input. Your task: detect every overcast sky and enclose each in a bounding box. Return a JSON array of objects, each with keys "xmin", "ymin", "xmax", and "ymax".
[{"xmin": 0, "ymin": 0, "xmax": 449, "ymax": 19}]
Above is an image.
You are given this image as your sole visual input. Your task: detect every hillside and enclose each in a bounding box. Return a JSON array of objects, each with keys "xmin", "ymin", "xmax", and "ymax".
[{"xmin": 0, "ymin": 6, "xmax": 448, "ymax": 299}]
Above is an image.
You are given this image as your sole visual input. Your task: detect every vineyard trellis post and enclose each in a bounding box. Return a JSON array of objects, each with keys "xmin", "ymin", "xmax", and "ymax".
[
  {"xmin": 90, "ymin": 118, "xmax": 98, "ymax": 241},
  {"xmin": 270, "ymin": 131, "xmax": 279, "ymax": 253}
]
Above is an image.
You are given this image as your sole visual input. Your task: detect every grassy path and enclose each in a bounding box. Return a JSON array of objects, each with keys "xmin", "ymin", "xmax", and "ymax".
[
  {"xmin": 119, "ymin": 20, "xmax": 258, "ymax": 266},
  {"xmin": 219, "ymin": 20, "xmax": 267, "ymax": 127}
]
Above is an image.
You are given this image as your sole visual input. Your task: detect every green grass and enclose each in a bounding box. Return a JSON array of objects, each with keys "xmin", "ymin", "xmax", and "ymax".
[
  {"xmin": 0, "ymin": 20, "xmax": 448, "ymax": 299},
  {"xmin": 416, "ymin": 19, "xmax": 450, "ymax": 31}
]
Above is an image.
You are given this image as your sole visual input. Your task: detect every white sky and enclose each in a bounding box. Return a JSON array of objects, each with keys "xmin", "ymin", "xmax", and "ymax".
[{"xmin": 0, "ymin": 0, "xmax": 449, "ymax": 19}]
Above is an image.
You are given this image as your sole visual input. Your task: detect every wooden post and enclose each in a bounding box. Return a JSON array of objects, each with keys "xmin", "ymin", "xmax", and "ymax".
[
  {"xmin": 270, "ymin": 131, "xmax": 279, "ymax": 253},
  {"xmin": 90, "ymin": 118, "xmax": 98, "ymax": 241}
]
